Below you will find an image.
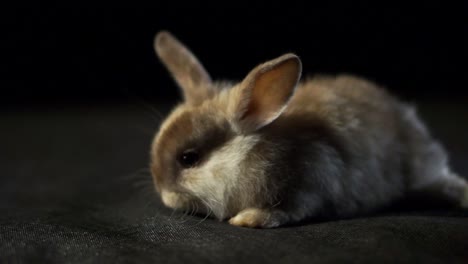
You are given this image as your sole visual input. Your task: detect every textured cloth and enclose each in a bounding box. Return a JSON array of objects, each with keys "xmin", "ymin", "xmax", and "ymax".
[{"xmin": 1, "ymin": 104, "xmax": 467, "ymax": 263}]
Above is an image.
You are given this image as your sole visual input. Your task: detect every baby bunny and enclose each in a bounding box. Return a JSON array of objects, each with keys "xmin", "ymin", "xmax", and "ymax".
[{"xmin": 150, "ymin": 31, "xmax": 468, "ymax": 228}]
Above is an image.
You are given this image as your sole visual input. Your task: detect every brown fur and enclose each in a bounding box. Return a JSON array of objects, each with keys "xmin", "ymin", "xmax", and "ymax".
[{"xmin": 150, "ymin": 31, "xmax": 468, "ymax": 228}]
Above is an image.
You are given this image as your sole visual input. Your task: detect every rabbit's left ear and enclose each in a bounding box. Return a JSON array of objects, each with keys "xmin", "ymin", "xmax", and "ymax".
[
  {"xmin": 229, "ymin": 53, "xmax": 302, "ymax": 132},
  {"xmin": 154, "ymin": 31, "xmax": 213, "ymax": 105}
]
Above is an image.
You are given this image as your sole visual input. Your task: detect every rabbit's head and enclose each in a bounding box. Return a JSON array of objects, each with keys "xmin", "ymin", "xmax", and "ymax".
[{"xmin": 150, "ymin": 31, "xmax": 301, "ymax": 219}]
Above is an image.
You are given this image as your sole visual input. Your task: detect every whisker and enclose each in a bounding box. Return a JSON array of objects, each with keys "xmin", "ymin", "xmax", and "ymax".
[
  {"xmin": 116, "ymin": 167, "xmax": 162, "ymax": 212},
  {"xmin": 136, "ymin": 99, "xmax": 165, "ymax": 122},
  {"xmin": 118, "ymin": 167, "xmax": 152, "ymax": 184},
  {"xmin": 206, "ymin": 197, "xmax": 223, "ymax": 206},
  {"xmin": 169, "ymin": 207, "xmax": 178, "ymax": 221},
  {"xmin": 194, "ymin": 202, "xmax": 199, "ymax": 216},
  {"xmin": 192, "ymin": 206, "xmax": 212, "ymax": 226},
  {"xmin": 178, "ymin": 205, "xmax": 190, "ymax": 222},
  {"xmin": 188, "ymin": 201, "xmax": 194, "ymax": 217},
  {"xmin": 271, "ymin": 200, "xmax": 282, "ymax": 209},
  {"xmin": 120, "ymin": 86, "xmax": 166, "ymax": 122}
]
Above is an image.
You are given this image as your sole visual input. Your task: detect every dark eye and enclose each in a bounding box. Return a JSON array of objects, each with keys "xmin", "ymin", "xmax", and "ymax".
[{"xmin": 178, "ymin": 149, "xmax": 200, "ymax": 168}]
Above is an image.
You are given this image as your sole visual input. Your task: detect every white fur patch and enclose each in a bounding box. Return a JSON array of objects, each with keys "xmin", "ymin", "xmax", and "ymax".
[
  {"xmin": 181, "ymin": 135, "xmax": 261, "ymax": 219},
  {"xmin": 161, "ymin": 189, "xmax": 185, "ymax": 209}
]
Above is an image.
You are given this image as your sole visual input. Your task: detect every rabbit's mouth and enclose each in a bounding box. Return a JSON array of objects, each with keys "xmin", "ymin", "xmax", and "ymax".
[
  {"xmin": 160, "ymin": 189, "xmax": 210, "ymax": 215},
  {"xmin": 160, "ymin": 189, "xmax": 189, "ymax": 209}
]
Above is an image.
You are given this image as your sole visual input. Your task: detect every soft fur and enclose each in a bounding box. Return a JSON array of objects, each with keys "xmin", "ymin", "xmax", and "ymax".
[{"xmin": 150, "ymin": 31, "xmax": 468, "ymax": 228}]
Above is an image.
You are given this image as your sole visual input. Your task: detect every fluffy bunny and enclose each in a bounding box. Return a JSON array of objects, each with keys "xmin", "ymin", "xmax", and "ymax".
[{"xmin": 150, "ymin": 31, "xmax": 468, "ymax": 228}]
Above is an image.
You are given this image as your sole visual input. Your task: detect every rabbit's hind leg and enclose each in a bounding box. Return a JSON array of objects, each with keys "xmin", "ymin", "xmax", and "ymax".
[{"xmin": 401, "ymin": 104, "xmax": 468, "ymax": 207}]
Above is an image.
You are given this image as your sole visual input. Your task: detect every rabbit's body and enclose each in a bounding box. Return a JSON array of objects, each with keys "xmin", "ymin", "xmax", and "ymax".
[
  {"xmin": 253, "ymin": 75, "xmax": 406, "ymax": 222},
  {"xmin": 150, "ymin": 31, "xmax": 468, "ymax": 228}
]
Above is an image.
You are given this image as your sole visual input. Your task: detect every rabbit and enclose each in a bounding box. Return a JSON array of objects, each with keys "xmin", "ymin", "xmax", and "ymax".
[{"xmin": 149, "ymin": 30, "xmax": 468, "ymax": 228}]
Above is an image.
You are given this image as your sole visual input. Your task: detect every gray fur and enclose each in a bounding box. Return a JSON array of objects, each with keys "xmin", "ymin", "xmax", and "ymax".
[{"xmin": 151, "ymin": 31, "xmax": 468, "ymax": 228}]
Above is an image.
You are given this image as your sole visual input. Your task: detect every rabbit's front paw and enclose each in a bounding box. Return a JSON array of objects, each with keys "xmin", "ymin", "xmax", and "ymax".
[{"xmin": 228, "ymin": 208, "xmax": 287, "ymax": 228}]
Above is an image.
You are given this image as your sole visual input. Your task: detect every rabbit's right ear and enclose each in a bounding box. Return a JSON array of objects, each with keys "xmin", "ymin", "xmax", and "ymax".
[
  {"xmin": 154, "ymin": 31, "xmax": 213, "ymax": 105},
  {"xmin": 228, "ymin": 54, "xmax": 302, "ymax": 133}
]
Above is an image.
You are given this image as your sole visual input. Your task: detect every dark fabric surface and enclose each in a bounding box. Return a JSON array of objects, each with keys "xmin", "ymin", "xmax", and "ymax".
[{"xmin": 1, "ymin": 103, "xmax": 468, "ymax": 263}]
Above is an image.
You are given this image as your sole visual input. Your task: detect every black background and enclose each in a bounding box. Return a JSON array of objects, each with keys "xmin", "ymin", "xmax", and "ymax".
[
  {"xmin": 3, "ymin": 2, "xmax": 467, "ymax": 108},
  {"xmin": 2, "ymin": 3, "xmax": 468, "ymax": 262}
]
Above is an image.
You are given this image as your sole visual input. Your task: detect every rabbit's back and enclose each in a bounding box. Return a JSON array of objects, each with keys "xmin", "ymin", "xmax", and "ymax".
[
  {"xmin": 286, "ymin": 74, "xmax": 400, "ymax": 134},
  {"xmin": 283, "ymin": 74, "xmax": 404, "ymax": 163},
  {"xmin": 273, "ymin": 75, "xmax": 408, "ymax": 217}
]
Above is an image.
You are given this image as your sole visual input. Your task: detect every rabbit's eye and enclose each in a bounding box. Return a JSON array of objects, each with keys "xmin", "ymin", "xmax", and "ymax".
[{"xmin": 178, "ymin": 149, "xmax": 200, "ymax": 168}]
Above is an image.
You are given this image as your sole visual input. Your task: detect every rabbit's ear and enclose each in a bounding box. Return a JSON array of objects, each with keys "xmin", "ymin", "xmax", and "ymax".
[
  {"xmin": 154, "ymin": 31, "xmax": 213, "ymax": 104},
  {"xmin": 229, "ymin": 53, "xmax": 302, "ymax": 132}
]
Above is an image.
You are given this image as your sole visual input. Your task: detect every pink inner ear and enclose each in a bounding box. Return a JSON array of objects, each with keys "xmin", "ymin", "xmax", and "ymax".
[{"xmin": 242, "ymin": 57, "xmax": 301, "ymax": 129}]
